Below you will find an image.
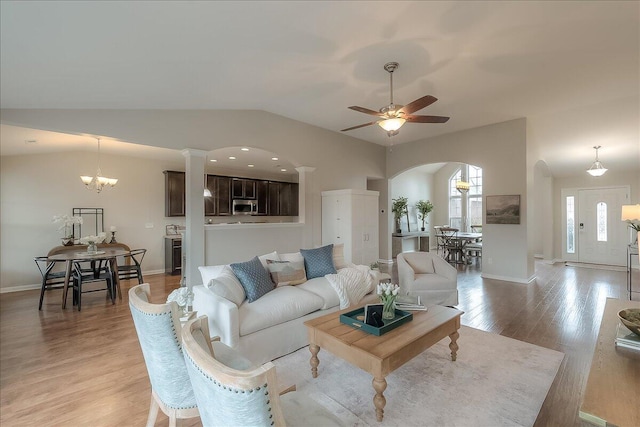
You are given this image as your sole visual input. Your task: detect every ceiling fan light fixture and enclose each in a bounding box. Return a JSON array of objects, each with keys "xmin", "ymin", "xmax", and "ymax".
[
  {"xmin": 378, "ymin": 117, "xmax": 406, "ymax": 132},
  {"xmin": 586, "ymin": 145, "xmax": 608, "ymax": 177}
]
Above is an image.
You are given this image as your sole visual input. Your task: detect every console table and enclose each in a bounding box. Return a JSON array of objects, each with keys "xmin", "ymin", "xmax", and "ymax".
[
  {"xmin": 579, "ymin": 298, "xmax": 640, "ymax": 426},
  {"xmin": 391, "ymin": 232, "xmax": 429, "ymax": 258}
]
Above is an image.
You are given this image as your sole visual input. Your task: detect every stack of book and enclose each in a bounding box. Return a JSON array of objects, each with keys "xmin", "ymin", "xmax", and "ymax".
[
  {"xmin": 396, "ymin": 295, "xmax": 427, "ymax": 311},
  {"xmin": 614, "ymin": 323, "xmax": 640, "ymax": 351}
]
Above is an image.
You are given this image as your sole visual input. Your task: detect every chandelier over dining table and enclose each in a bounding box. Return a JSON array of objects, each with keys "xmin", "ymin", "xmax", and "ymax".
[{"xmin": 80, "ymin": 137, "xmax": 118, "ymax": 193}]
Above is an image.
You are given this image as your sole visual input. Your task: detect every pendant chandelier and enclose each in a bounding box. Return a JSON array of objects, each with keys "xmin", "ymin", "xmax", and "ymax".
[
  {"xmin": 456, "ymin": 181, "xmax": 470, "ymax": 193},
  {"xmin": 586, "ymin": 145, "xmax": 608, "ymax": 177},
  {"xmin": 80, "ymin": 138, "xmax": 118, "ymax": 193}
]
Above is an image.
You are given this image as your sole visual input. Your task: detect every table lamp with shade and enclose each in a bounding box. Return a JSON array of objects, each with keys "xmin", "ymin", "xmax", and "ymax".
[{"xmin": 621, "ymin": 204, "xmax": 640, "ymax": 245}]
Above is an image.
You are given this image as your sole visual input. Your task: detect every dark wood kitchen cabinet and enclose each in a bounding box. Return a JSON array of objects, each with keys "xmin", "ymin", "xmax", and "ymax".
[
  {"xmin": 165, "ymin": 171, "xmax": 296, "ymax": 217},
  {"xmin": 232, "ymin": 178, "xmax": 256, "ymax": 199},
  {"xmin": 164, "ymin": 171, "xmax": 185, "ymax": 217},
  {"xmin": 255, "ymin": 180, "xmax": 269, "ymax": 215},
  {"xmin": 215, "ymin": 176, "xmax": 232, "ymax": 215},
  {"xmin": 164, "ymin": 237, "xmax": 182, "ymax": 275}
]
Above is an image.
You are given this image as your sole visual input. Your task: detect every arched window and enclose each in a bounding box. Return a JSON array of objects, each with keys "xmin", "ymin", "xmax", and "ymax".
[{"xmin": 449, "ymin": 165, "xmax": 482, "ymax": 231}]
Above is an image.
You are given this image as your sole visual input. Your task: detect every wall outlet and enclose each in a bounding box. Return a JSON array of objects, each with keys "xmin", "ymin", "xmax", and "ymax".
[{"xmin": 145, "ymin": 222, "xmax": 154, "ymax": 229}]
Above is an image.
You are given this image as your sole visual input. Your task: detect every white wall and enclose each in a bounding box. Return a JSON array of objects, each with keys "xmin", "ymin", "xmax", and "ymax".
[
  {"xmin": 0, "ymin": 151, "xmax": 184, "ymax": 290},
  {"xmin": 388, "ymin": 119, "xmax": 532, "ymax": 283}
]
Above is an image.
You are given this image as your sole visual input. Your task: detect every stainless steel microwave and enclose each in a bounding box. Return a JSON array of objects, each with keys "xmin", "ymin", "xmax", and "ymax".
[{"xmin": 232, "ymin": 199, "xmax": 257, "ymax": 215}]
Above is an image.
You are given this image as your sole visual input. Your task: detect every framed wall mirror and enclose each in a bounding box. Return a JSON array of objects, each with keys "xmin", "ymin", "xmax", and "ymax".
[{"xmin": 73, "ymin": 207, "xmax": 104, "ymax": 239}]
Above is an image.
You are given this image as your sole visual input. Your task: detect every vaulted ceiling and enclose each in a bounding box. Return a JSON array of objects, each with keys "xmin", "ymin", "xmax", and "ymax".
[{"xmin": 1, "ymin": 1, "xmax": 638, "ymax": 177}]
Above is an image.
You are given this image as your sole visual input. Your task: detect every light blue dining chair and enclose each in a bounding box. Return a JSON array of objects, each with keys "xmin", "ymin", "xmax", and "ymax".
[
  {"xmin": 128, "ymin": 284, "xmax": 199, "ymax": 427},
  {"xmin": 182, "ymin": 315, "xmax": 351, "ymax": 427}
]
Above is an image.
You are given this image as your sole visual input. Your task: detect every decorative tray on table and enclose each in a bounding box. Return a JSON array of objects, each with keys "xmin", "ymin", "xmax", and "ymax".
[{"xmin": 340, "ymin": 307, "xmax": 413, "ymax": 336}]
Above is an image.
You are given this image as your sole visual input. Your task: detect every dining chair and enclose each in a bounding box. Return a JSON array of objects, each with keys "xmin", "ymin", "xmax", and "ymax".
[
  {"xmin": 34, "ymin": 256, "xmax": 70, "ymax": 310},
  {"xmin": 182, "ymin": 315, "xmax": 351, "ymax": 427},
  {"xmin": 129, "ymin": 283, "xmax": 200, "ymax": 427},
  {"xmin": 72, "ymin": 260, "xmax": 115, "ymax": 311},
  {"xmin": 439, "ymin": 227, "xmax": 459, "ymax": 262},
  {"xmin": 117, "ymin": 248, "xmax": 146, "ymax": 284}
]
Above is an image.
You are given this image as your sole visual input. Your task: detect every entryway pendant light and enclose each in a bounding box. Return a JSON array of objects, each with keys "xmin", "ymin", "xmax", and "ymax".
[
  {"xmin": 586, "ymin": 145, "xmax": 608, "ymax": 177},
  {"xmin": 80, "ymin": 138, "xmax": 118, "ymax": 193}
]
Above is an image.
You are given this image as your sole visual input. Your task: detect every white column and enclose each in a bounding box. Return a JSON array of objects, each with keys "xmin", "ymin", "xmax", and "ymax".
[
  {"xmin": 296, "ymin": 166, "xmax": 315, "ymax": 248},
  {"xmin": 181, "ymin": 149, "xmax": 207, "ymax": 287}
]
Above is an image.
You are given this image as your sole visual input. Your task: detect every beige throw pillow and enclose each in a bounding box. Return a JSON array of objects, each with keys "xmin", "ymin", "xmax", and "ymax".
[
  {"xmin": 266, "ymin": 259, "xmax": 307, "ymax": 286},
  {"xmin": 333, "ymin": 243, "xmax": 348, "ymax": 269}
]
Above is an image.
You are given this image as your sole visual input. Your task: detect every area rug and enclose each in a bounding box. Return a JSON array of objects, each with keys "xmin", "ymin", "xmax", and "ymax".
[{"xmin": 273, "ymin": 326, "xmax": 564, "ymax": 427}]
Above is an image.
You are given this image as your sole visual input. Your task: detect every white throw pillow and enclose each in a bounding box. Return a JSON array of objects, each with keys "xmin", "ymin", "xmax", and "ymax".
[
  {"xmin": 198, "ymin": 265, "xmax": 227, "ymax": 287},
  {"xmin": 258, "ymin": 251, "xmax": 280, "ymax": 269},
  {"xmin": 206, "ymin": 265, "xmax": 246, "ymax": 306}
]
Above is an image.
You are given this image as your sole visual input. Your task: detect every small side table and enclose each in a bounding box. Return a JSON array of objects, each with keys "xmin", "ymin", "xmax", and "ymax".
[{"xmin": 180, "ymin": 311, "xmax": 197, "ymax": 326}]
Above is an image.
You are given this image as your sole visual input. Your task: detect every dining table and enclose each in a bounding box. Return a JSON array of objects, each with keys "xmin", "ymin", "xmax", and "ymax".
[
  {"xmin": 48, "ymin": 248, "xmax": 130, "ymax": 309},
  {"xmin": 440, "ymin": 232, "xmax": 482, "ymax": 264}
]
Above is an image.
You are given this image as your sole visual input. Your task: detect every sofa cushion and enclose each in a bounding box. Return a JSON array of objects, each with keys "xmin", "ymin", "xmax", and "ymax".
[
  {"xmin": 279, "ymin": 252, "xmax": 303, "ymax": 263},
  {"xmin": 413, "ymin": 273, "xmax": 456, "ymax": 291},
  {"xmin": 238, "ymin": 286, "xmax": 324, "ymax": 336},
  {"xmin": 403, "ymin": 252, "xmax": 436, "ymax": 274},
  {"xmin": 230, "ymin": 257, "xmax": 274, "ymax": 303},
  {"xmin": 296, "ymin": 276, "xmax": 340, "ymax": 309},
  {"xmin": 300, "ymin": 244, "xmax": 336, "ymax": 279},
  {"xmin": 206, "ymin": 266, "xmax": 246, "ymax": 306},
  {"xmin": 266, "ymin": 259, "xmax": 307, "ymax": 286}
]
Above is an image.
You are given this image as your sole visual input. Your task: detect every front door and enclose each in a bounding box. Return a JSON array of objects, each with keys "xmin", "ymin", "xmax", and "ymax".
[{"xmin": 577, "ymin": 187, "xmax": 629, "ymax": 266}]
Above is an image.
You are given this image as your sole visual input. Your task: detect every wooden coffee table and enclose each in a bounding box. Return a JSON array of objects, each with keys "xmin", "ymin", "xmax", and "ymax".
[{"xmin": 304, "ymin": 304, "xmax": 463, "ymax": 422}]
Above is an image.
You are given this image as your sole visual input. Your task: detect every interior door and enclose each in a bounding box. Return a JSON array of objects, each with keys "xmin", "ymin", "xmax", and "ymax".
[{"xmin": 577, "ymin": 187, "xmax": 628, "ymax": 266}]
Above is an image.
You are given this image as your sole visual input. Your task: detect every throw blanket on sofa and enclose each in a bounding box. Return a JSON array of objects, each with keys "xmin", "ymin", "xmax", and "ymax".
[{"xmin": 325, "ymin": 265, "xmax": 375, "ymax": 309}]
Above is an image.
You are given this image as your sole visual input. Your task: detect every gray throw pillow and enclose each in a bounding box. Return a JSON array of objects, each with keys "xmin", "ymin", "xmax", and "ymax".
[
  {"xmin": 300, "ymin": 244, "xmax": 336, "ymax": 279},
  {"xmin": 230, "ymin": 256, "xmax": 274, "ymax": 302}
]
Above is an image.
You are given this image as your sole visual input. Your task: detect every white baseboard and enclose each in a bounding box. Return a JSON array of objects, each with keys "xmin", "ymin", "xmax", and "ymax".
[
  {"xmin": 0, "ymin": 269, "xmax": 167, "ymax": 294},
  {"xmin": 481, "ymin": 272, "xmax": 536, "ymax": 284}
]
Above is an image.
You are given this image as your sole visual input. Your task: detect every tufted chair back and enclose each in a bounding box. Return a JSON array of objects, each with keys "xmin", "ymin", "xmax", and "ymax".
[
  {"xmin": 129, "ymin": 284, "xmax": 198, "ymax": 427},
  {"xmin": 182, "ymin": 316, "xmax": 287, "ymax": 426}
]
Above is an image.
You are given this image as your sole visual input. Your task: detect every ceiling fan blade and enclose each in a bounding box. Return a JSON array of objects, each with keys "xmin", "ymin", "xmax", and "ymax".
[
  {"xmin": 399, "ymin": 95, "xmax": 438, "ymax": 115},
  {"xmin": 341, "ymin": 121, "xmax": 379, "ymax": 131},
  {"xmin": 348, "ymin": 106, "xmax": 385, "ymax": 116},
  {"xmin": 405, "ymin": 114, "xmax": 450, "ymax": 123}
]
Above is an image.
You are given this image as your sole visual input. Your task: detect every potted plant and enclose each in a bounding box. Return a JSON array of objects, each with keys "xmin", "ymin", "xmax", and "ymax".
[
  {"xmin": 415, "ymin": 200, "xmax": 434, "ymax": 231},
  {"xmin": 392, "ymin": 197, "xmax": 408, "ymax": 233}
]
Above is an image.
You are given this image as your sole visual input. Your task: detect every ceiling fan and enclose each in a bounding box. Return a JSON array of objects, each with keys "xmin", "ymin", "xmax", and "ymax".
[{"xmin": 341, "ymin": 62, "xmax": 450, "ymax": 137}]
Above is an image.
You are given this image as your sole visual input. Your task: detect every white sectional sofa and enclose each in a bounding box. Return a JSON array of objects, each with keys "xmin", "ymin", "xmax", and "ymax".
[{"xmin": 193, "ymin": 248, "xmax": 379, "ymax": 365}]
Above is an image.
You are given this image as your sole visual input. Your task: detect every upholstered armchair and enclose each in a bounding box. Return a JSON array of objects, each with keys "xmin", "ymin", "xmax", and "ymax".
[
  {"xmin": 128, "ymin": 284, "xmax": 199, "ymax": 427},
  {"xmin": 182, "ymin": 315, "xmax": 351, "ymax": 427},
  {"xmin": 397, "ymin": 252, "xmax": 458, "ymax": 306}
]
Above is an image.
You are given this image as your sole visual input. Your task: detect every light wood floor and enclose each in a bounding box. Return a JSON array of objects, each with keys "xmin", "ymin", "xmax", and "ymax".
[{"xmin": 1, "ymin": 261, "xmax": 637, "ymax": 426}]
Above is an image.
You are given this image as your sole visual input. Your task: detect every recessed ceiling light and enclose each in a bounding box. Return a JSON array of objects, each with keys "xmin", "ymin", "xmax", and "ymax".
[
  {"xmin": 210, "ymin": 159, "xmax": 217, "ymax": 162},
  {"xmin": 271, "ymin": 157, "xmax": 279, "ymax": 161},
  {"xmin": 241, "ymin": 148, "xmax": 249, "ymax": 151},
  {"xmin": 229, "ymin": 156, "xmax": 236, "ymax": 160},
  {"xmin": 281, "ymin": 168, "xmax": 287, "ymax": 172},
  {"xmin": 248, "ymin": 164, "xmax": 255, "ymax": 168},
  {"xmin": 24, "ymin": 139, "xmax": 38, "ymax": 144}
]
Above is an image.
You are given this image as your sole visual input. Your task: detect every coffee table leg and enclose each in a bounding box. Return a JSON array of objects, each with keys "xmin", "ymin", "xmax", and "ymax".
[
  {"xmin": 372, "ymin": 376, "xmax": 387, "ymax": 422},
  {"xmin": 309, "ymin": 344, "xmax": 320, "ymax": 378},
  {"xmin": 449, "ymin": 330, "xmax": 459, "ymax": 361}
]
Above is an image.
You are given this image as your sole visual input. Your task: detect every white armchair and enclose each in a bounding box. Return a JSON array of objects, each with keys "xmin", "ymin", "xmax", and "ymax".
[{"xmin": 397, "ymin": 252, "xmax": 458, "ymax": 306}]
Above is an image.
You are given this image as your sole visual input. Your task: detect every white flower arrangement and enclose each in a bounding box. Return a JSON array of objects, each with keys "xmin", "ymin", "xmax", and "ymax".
[
  {"xmin": 52, "ymin": 214, "xmax": 83, "ymax": 237},
  {"xmin": 377, "ymin": 283, "xmax": 400, "ymax": 299},
  {"xmin": 79, "ymin": 232, "xmax": 107, "ymax": 245},
  {"xmin": 167, "ymin": 287, "xmax": 194, "ymax": 309}
]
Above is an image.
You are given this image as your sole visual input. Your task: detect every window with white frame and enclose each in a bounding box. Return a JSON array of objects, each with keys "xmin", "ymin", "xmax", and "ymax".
[{"xmin": 449, "ymin": 165, "xmax": 482, "ymax": 231}]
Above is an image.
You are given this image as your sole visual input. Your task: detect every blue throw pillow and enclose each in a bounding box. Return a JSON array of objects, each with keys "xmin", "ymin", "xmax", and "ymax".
[
  {"xmin": 300, "ymin": 244, "xmax": 336, "ymax": 279},
  {"xmin": 230, "ymin": 256, "xmax": 274, "ymax": 303}
]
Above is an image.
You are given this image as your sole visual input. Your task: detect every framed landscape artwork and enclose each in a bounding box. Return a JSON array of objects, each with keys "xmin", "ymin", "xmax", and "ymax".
[{"xmin": 486, "ymin": 195, "xmax": 520, "ymax": 224}]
